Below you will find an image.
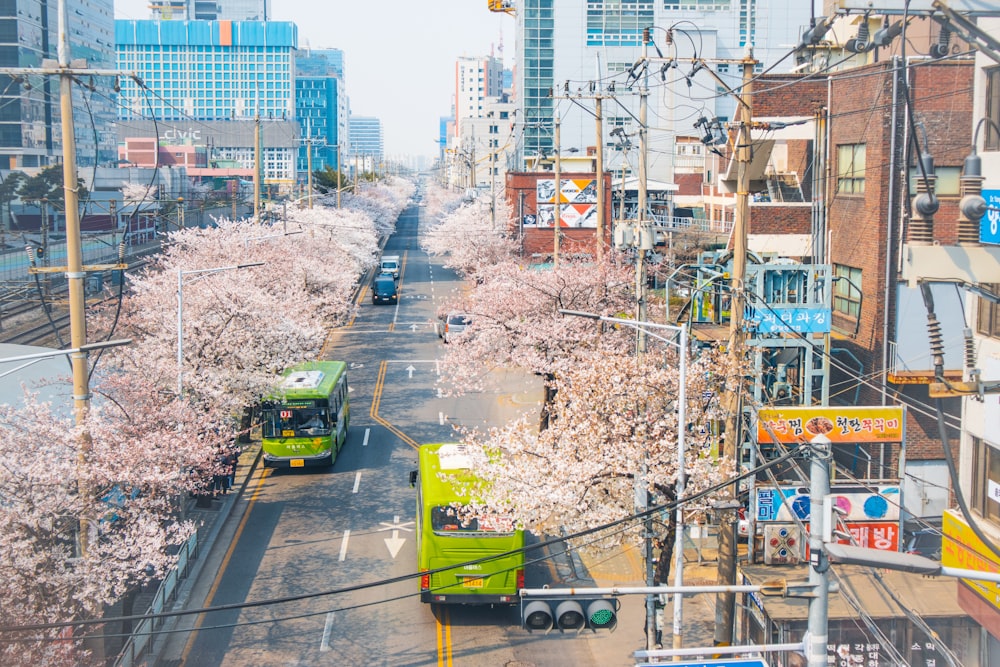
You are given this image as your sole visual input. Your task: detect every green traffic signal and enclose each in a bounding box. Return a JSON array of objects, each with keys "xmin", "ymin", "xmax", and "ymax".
[{"xmin": 521, "ymin": 596, "xmax": 618, "ymax": 634}]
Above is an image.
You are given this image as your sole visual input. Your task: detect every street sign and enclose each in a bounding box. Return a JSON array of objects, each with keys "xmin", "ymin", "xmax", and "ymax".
[{"xmin": 981, "ymin": 189, "xmax": 1000, "ymax": 245}]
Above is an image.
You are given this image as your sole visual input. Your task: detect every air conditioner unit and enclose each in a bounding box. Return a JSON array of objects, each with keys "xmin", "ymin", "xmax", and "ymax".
[{"xmin": 763, "ymin": 524, "xmax": 802, "ymax": 565}]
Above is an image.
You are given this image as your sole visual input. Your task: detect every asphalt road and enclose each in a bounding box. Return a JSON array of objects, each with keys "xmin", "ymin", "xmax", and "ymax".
[{"xmin": 156, "ymin": 199, "xmax": 649, "ymax": 666}]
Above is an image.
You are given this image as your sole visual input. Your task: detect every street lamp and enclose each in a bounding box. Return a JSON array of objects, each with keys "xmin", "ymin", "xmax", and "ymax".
[
  {"xmin": 559, "ymin": 309, "xmax": 688, "ymax": 651},
  {"xmin": 176, "ymin": 263, "xmax": 264, "ymax": 397}
]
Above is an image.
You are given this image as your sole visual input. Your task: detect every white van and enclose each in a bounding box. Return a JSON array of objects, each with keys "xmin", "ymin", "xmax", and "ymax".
[{"xmin": 380, "ymin": 255, "xmax": 400, "ymax": 280}]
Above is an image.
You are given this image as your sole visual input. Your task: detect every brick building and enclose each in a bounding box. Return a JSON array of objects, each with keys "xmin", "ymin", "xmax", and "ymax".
[{"xmin": 750, "ymin": 58, "xmax": 974, "ymax": 516}]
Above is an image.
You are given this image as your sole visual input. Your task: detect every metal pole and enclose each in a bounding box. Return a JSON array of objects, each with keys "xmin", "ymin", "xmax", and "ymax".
[
  {"xmin": 807, "ymin": 434, "xmax": 831, "ymax": 667},
  {"xmin": 306, "ymin": 122, "xmax": 314, "ymax": 210},
  {"xmin": 336, "ymin": 143, "xmax": 342, "ymax": 209},
  {"xmin": 253, "ymin": 113, "xmax": 261, "ymax": 224},
  {"xmin": 176, "ymin": 268, "xmax": 184, "ymax": 398},
  {"xmin": 58, "ymin": 0, "xmax": 92, "ymax": 557},
  {"xmin": 672, "ymin": 324, "xmax": 688, "ymax": 650}
]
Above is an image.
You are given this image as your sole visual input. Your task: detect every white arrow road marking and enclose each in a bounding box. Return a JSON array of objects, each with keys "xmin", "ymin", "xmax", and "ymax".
[
  {"xmin": 338, "ymin": 530, "xmax": 350, "ymax": 562},
  {"xmin": 321, "ymin": 612, "xmax": 335, "ymax": 652},
  {"xmin": 349, "ymin": 362, "xmax": 364, "ymax": 369},
  {"xmin": 439, "ymin": 412, "xmax": 445, "ymax": 425},
  {"xmin": 362, "ymin": 427, "xmax": 370, "ymax": 447},
  {"xmin": 410, "ymin": 323, "xmax": 419, "ymax": 331},
  {"xmin": 378, "ymin": 516, "xmax": 413, "ymax": 559},
  {"xmin": 406, "ymin": 364, "xmax": 416, "ymax": 378},
  {"xmin": 352, "ymin": 471, "xmax": 361, "ymax": 493}
]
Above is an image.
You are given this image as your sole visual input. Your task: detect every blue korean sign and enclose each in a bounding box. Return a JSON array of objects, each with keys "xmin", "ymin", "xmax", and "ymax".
[
  {"xmin": 646, "ymin": 660, "xmax": 768, "ymax": 667},
  {"xmin": 748, "ymin": 306, "xmax": 831, "ymax": 334},
  {"xmin": 982, "ymin": 189, "xmax": 1000, "ymax": 245}
]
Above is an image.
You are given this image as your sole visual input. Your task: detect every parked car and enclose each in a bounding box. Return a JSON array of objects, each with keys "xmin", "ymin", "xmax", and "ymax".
[
  {"xmin": 372, "ymin": 274, "xmax": 398, "ymax": 305},
  {"xmin": 438, "ymin": 312, "xmax": 472, "ymax": 343}
]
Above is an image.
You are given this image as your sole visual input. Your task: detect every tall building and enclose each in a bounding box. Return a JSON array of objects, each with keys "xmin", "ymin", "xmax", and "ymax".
[
  {"xmin": 349, "ymin": 116, "xmax": 383, "ymax": 167},
  {"xmin": 116, "ymin": 20, "xmax": 300, "ymax": 186},
  {"xmin": 148, "ymin": 0, "xmax": 270, "ymax": 21},
  {"xmin": 454, "ymin": 55, "xmax": 504, "ymax": 137},
  {"xmin": 0, "ymin": 0, "xmax": 118, "ymax": 169},
  {"xmin": 513, "ymin": 0, "xmax": 813, "ymax": 183},
  {"xmin": 295, "ymin": 48, "xmax": 349, "ymax": 177}
]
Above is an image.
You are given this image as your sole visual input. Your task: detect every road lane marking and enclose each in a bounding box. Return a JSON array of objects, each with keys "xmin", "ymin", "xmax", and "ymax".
[
  {"xmin": 370, "ymin": 360, "xmax": 419, "ymax": 449},
  {"xmin": 362, "ymin": 427, "xmax": 370, "ymax": 447},
  {"xmin": 439, "ymin": 412, "xmax": 445, "ymax": 425},
  {"xmin": 352, "ymin": 471, "xmax": 361, "ymax": 493},
  {"xmin": 180, "ymin": 466, "xmax": 270, "ymax": 663},
  {"xmin": 435, "ymin": 605, "xmax": 453, "ymax": 667},
  {"xmin": 320, "ymin": 612, "xmax": 335, "ymax": 652},
  {"xmin": 339, "ymin": 529, "xmax": 350, "ymax": 561}
]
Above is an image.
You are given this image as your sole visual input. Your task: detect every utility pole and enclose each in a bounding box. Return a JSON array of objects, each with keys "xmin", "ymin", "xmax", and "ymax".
[
  {"xmin": 714, "ymin": 50, "xmax": 756, "ymax": 648},
  {"xmin": 336, "ymin": 143, "xmax": 342, "ymax": 209},
  {"xmin": 595, "ymin": 93, "xmax": 605, "ymax": 261},
  {"xmin": 553, "ymin": 114, "xmax": 561, "ymax": 268},
  {"xmin": 306, "ymin": 120, "xmax": 313, "ymax": 210},
  {"xmin": 58, "ymin": 0, "xmax": 91, "ymax": 557},
  {"xmin": 253, "ymin": 113, "xmax": 261, "ymax": 224}
]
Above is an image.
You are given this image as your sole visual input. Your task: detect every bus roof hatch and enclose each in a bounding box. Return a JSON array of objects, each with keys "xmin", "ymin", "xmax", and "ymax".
[{"xmin": 280, "ymin": 370, "xmax": 325, "ymax": 391}]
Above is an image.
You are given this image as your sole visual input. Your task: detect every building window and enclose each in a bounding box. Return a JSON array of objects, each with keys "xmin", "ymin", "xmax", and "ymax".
[
  {"xmin": 833, "ymin": 264, "xmax": 862, "ymax": 319},
  {"xmin": 972, "ymin": 437, "xmax": 1000, "ymax": 525},
  {"xmin": 977, "ymin": 283, "xmax": 1000, "ymax": 338},
  {"xmin": 987, "ymin": 67, "xmax": 1000, "ymax": 151},
  {"xmin": 836, "ymin": 143, "xmax": 866, "ymax": 194}
]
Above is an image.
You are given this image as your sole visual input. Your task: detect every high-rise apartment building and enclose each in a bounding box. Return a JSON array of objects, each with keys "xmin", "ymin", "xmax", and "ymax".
[
  {"xmin": 349, "ymin": 116, "xmax": 383, "ymax": 167},
  {"xmin": 514, "ymin": 0, "xmax": 813, "ymax": 182},
  {"xmin": 116, "ymin": 20, "xmax": 300, "ymax": 185},
  {"xmin": 0, "ymin": 0, "xmax": 117, "ymax": 168},
  {"xmin": 455, "ymin": 55, "xmax": 504, "ymax": 134},
  {"xmin": 295, "ymin": 48, "xmax": 349, "ymax": 176}
]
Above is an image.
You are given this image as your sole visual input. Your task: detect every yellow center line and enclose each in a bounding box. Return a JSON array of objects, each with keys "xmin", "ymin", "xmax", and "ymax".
[
  {"xmin": 180, "ymin": 466, "xmax": 271, "ymax": 663},
  {"xmin": 435, "ymin": 605, "xmax": 453, "ymax": 667},
  {"xmin": 370, "ymin": 360, "xmax": 419, "ymax": 449}
]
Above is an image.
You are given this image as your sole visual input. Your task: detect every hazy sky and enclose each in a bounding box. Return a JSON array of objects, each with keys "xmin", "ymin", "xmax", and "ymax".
[{"xmin": 113, "ymin": 0, "xmax": 511, "ymax": 159}]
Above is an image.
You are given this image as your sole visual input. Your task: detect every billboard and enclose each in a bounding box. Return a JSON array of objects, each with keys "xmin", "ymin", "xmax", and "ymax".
[
  {"xmin": 532, "ymin": 178, "xmax": 598, "ymax": 228},
  {"xmin": 757, "ymin": 406, "xmax": 904, "ymax": 444}
]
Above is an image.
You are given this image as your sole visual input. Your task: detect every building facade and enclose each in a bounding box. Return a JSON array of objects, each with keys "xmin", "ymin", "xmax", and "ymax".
[
  {"xmin": 115, "ymin": 20, "xmax": 299, "ymax": 186},
  {"xmin": 348, "ymin": 115, "xmax": 383, "ymax": 167},
  {"xmin": 512, "ymin": 0, "xmax": 813, "ymax": 184},
  {"xmin": 147, "ymin": 0, "xmax": 271, "ymax": 21},
  {"xmin": 295, "ymin": 48, "xmax": 348, "ymax": 178},
  {"xmin": 0, "ymin": 0, "xmax": 118, "ymax": 169}
]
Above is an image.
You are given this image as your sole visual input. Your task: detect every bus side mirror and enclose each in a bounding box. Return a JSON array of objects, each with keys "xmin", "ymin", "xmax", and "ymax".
[{"xmin": 409, "ymin": 470, "xmax": 418, "ymax": 487}]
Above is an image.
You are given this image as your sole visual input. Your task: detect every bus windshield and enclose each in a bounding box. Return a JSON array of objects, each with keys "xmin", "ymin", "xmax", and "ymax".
[
  {"xmin": 261, "ymin": 406, "xmax": 330, "ymax": 438},
  {"xmin": 430, "ymin": 505, "xmax": 515, "ymax": 535}
]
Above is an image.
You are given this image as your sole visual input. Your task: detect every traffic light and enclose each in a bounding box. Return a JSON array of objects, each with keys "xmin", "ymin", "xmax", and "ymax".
[{"xmin": 521, "ymin": 595, "xmax": 619, "ymax": 633}]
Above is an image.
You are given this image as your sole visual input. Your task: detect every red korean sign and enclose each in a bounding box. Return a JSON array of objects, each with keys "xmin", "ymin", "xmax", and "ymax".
[{"xmin": 757, "ymin": 406, "xmax": 904, "ymax": 444}]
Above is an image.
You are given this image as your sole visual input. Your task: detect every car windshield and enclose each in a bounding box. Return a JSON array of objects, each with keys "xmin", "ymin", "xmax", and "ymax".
[
  {"xmin": 447, "ymin": 314, "xmax": 471, "ymax": 326},
  {"xmin": 261, "ymin": 407, "xmax": 330, "ymax": 437}
]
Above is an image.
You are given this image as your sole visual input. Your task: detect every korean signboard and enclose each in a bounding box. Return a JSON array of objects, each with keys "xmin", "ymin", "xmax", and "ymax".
[
  {"xmin": 757, "ymin": 406, "xmax": 904, "ymax": 444},
  {"xmin": 747, "ymin": 306, "xmax": 831, "ymax": 334}
]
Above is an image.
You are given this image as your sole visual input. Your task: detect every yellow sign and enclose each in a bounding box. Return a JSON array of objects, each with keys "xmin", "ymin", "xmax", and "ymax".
[
  {"xmin": 757, "ymin": 406, "xmax": 904, "ymax": 444},
  {"xmin": 942, "ymin": 509, "xmax": 1000, "ymax": 610}
]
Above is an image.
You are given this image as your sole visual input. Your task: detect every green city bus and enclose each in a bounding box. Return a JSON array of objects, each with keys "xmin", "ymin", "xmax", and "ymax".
[
  {"xmin": 415, "ymin": 443, "xmax": 524, "ymax": 604},
  {"xmin": 260, "ymin": 361, "xmax": 349, "ymax": 468}
]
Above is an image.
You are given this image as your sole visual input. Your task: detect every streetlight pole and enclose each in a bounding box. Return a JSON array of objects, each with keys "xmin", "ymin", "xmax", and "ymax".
[{"xmin": 176, "ymin": 263, "xmax": 264, "ymax": 397}]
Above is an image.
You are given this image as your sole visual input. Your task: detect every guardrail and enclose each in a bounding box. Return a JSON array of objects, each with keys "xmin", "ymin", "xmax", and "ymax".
[
  {"xmin": 115, "ymin": 527, "xmax": 200, "ymax": 667},
  {"xmin": 650, "ymin": 215, "xmax": 734, "ymax": 235}
]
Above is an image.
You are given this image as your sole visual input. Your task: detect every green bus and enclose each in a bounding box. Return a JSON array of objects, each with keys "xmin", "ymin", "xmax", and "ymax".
[
  {"xmin": 415, "ymin": 443, "xmax": 524, "ymax": 604},
  {"xmin": 260, "ymin": 361, "xmax": 349, "ymax": 468}
]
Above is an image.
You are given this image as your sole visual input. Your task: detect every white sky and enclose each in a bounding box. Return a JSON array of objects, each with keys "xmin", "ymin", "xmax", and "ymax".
[{"xmin": 113, "ymin": 0, "xmax": 511, "ymax": 159}]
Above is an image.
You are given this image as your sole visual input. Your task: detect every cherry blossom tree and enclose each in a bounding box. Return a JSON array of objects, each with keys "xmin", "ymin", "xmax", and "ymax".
[
  {"xmin": 421, "ymin": 190, "xmax": 518, "ymax": 280},
  {"xmin": 0, "ymin": 380, "xmax": 231, "ymax": 666},
  {"xmin": 458, "ymin": 344, "xmax": 736, "ymax": 546}
]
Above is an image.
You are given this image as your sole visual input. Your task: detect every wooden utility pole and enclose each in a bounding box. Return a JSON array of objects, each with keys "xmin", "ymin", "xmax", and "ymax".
[
  {"xmin": 553, "ymin": 114, "xmax": 561, "ymax": 268},
  {"xmin": 714, "ymin": 51, "xmax": 756, "ymax": 648},
  {"xmin": 58, "ymin": 0, "xmax": 91, "ymax": 557}
]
